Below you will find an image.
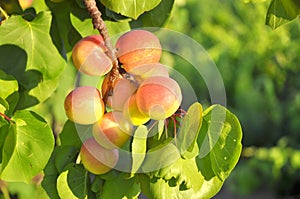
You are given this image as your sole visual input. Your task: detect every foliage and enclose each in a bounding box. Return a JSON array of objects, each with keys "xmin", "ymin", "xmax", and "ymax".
[
  {"xmin": 0, "ymin": 0, "xmax": 244, "ymax": 199},
  {"xmin": 165, "ymin": 0, "xmax": 300, "ymax": 197}
]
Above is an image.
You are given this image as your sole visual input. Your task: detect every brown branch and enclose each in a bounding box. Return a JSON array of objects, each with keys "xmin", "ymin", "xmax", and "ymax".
[{"xmin": 83, "ymin": 0, "xmax": 120, "ymax": 102}]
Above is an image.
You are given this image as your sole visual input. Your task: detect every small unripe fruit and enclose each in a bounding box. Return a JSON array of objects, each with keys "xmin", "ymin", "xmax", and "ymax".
[
  {"xmin": 136, "ymin": 76, "xmax": 182, "ymax": 120},
  {"xmin": 72, "ymin": 35, "xmax": 112, "ymax": 76},
  {"xmin": 80, "ymin": 138, "xmax": 119, "ymax": 175},
  {"xmin": 64, "ymin": 86, "xmax": 105, "ymax": 125},
  {"xmin": 123, "ymin": 93, "xmax": 150, "ymax": 126},
  {"xmin": 115, "ymin": 30, "xmax": 162, "ymax": 72},
  {"xmin": 92, "ymin": 111, "xmax": 133, "ymax": 149},
  {"xmin": 127, "ymin": 63, "xmax": 169, "ymax": 80}
]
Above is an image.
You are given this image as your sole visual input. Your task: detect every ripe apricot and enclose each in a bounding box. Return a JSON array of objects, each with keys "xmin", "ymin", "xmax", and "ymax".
[
  {"xmin": 64, "ymin": 86, "xmax": 105, "ymax": 125},
  {"xmin": 19, "ymin": 0, "xmax": 33, "ymax": 9},
  {"xmin": 136, "ymin": 76, "xmax": 182, "ymax": 120},
  {"xmin": 80, "ymin": 138, "xmax": 119, "ymax": 175},
  {"xmin": 115, "ymin": 30, "xmax": 162, "ymax": 71},
  {"xmin": 72, "ymin": 35, "xmax": 112, "ymax": 76},
  {"xmin": 127, "ymin": 63, "xmax": 169, "ymax": 80},
  {"xmin": 92, "ymin": 111, "xmax": 133, "ymax": 149},
  {"xmin": 123, "ymin": 93, "xmax": 150, "ymax": 126}
]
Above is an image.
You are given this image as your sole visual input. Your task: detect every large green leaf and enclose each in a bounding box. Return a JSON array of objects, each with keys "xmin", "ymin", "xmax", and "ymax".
[
  {"xmin": 197, "ymin": 105, "xmax": 243, "ymax": 181},
  {"xmin": 101, "ymin": 177, "xmax": 140, "ymax": 199},
  {"xmin": 131, "ymin": 125, "xmax": 148, "ymax": 175},
  {"xmin": 99, "ymin": 0, "xmax": 161, "ymax": 19},
  {"xmin": 0, "ymin": 12, "xmax": 66, "ymax": 108},
  {"xmin": 177, "ymin": 102, "xmax": 202, "ymax": 159},
  {"xmin": 0, "ymin": 110, "xmax": 54, "ymax": 183},
  {"xmin": 266, "ymin": 0, "xmax": 300, "ymax": 29},
  {"xmin": 57, "ymin": 164, "xmax": 89, "ymax": 199}
]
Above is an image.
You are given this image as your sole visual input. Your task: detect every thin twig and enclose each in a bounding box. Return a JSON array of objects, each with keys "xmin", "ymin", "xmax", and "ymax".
[
  {"xmin": 0, "ymin": 6, "xmax": 9, "ymax": 20},
  {"xmin": 83, "ymin": 0, "xmax": 120, "ymax": 102}
]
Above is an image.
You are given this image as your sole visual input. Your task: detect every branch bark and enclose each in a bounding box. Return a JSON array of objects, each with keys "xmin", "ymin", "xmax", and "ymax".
[{"xmin": 83, "ymin": 0, "xmax": 120, "ymax": 102}]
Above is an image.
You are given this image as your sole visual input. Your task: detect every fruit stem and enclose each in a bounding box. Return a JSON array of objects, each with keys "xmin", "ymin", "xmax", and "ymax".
[
  {"xmin": 83, "ymin": 0, "xmax": 120, "ymax": 103},
  {"xmin": 0, "ymin": 112, "xmax": 11, "ymax": 121}
]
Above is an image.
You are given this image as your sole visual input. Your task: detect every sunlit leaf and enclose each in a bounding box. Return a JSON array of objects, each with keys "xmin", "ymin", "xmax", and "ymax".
[
  {"xmin": 0, "ymin": 110, "xmax": 54, "ymax": 183},
  {"xmin": 0, "ymin": 12, "xmax": 66, "ymax": 108},
  {"xmin": 99, "ymin": 0, "xmax": 161, "ymax": 19},
  {"xmin": 142, "ymin": 141, "xmax": 180, "ymax": 173},
  {"xmin": 177, "ymin": 102, "xmax": 202, "ymax": 159},
  {"xmin": 131, "ymin": 0, "xmax": 175, "ymax": 28},
  {"xmin": 266, "ymin": 0, "xmax": 300, "ymax": 29},
  {"xmin": 0, "ymin": 70, "xmax": 19, "ymax": 114},
  {"xmin": 57, "ymin": 164, "xmax": 88, "ymax": 199},
  {"xmin": 131, "ymin": 125, "xmax": 148, "ymax": 175},
  {"xmin": 0, "ymin": 70, "xmax": 18, "ymax": 100},
  {"xmin": 197, "ymin": 105, "xmax": 243, "ymax": 181},
  {"xmin": 7, "ymin": 182, "xmax": 36, "ymax": 199}
]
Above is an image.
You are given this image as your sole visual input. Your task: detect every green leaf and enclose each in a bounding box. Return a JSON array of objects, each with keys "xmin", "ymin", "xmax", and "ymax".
[
  {"xmin": 197, "ymin": 105, "xmax": 243, "ymax": 181},
  {"xmin": 0, "ymin": 110, "xmax": 54, "ymax": 183},
  {"xmin": 0, "ymin": 123, "xmax": 9, "ymax": 161},
  {"xmin": 99, "ymin": 0, "xmax": 161, "ymax": 19},
  {"xmin": 266, "ymin": 0, "xmax": 300, "ymax": 29},
  {"xmin": 0, "ymin": 70, "xmax": 18, "ymax": 100},
  {"xmin": 146, "ymin": 120, "xmax": 165, "ymax": 149},
  {"xmin": 70, "ymin": 13, "xmax": 98, "ymax": 37},
  {"xmin": 177, "ymin": 102, "xmax": 203, "ymax": 159},
  {"xmin": 140, "ymin": 175, "xmax": 196, "ymax": 199},
  {"xmin": 0, "ymin": 70, "xmax": 19, "ymax": 114},
  {"xmin": 101, "ymin": 177, "xmax": 140, "ymax": 199},
  {"xmin": 142, "ymin": 141, "xmax": 180, "ymax": 173},
  {"xmin": 57, "ymin": 164, "xmax": 89, "ymax": 199},
  {"xmin": 91, "ymin": 175, "xmax": 105, "ymax": 193},
  {"xmin": 131, "ymin": 0, "xmax": 175, "ymax": 28},
  {"xmin": 55, "ymin": 146, "xmax": 79, "ymax": 173},
  {"xmin": 0, "ymin": 97, "xmax": 9, "ymax": 114},
  {"xmin": 105, "ymin": 20, "xmax": 131, "ymax": 38},
  {"xmin": 0, "ymin": 12, "xmax": 66, "ymax": 108},
  {"xmin": 131, "ymin": 125, "xmax": 148, "ymax": 175},
  {"xmin": 7, "ymin": 182, "xmax": 36, "ymax": 199},
  {"xmin": 39, "ymin": 148, "xmax": 60, "ymax": 199},
  {"xmin": 59, "ymin": 120, "xmax": 93, "ymax": 149},
  {"xmin": 242, "ymin": 0, "xmax": 267, "ymax": 3}
]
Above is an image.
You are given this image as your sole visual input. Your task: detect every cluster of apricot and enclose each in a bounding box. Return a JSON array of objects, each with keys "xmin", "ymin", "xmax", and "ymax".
[{"xmin": 64, "ymin": 30, "xmax": 182, "ymax": 174}]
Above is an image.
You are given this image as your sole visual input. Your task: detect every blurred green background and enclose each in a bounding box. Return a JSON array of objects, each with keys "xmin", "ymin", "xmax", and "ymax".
[{"xmin": 164, "ymin": 0, "xmax": 300, "ymax": 198}]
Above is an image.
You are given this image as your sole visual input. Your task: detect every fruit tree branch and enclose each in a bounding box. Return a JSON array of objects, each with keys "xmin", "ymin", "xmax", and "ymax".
[{"xmin": 83, "ymin": 0, "xmax": 120, "ymax": 102}]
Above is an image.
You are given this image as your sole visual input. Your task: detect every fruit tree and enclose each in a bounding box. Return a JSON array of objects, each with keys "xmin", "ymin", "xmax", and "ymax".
[{"xmin": 0, "ymin": 0, "xmax": 249, "ymax": 198}]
